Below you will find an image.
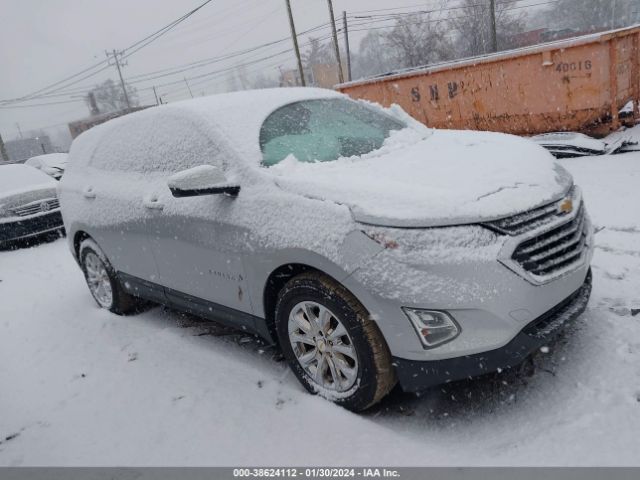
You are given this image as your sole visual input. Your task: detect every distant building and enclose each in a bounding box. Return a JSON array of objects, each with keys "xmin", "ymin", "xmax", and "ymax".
[
  {"xmin": 309, "ymin": 63, "xmax": 348, "ymax": 88},
  {"xmin": 3, "ymin": 136, "xmax": 54, "ymax": 163},
  {"xmin": 279, "ymin": 62, "xmax": 348, "ymax": 89},
  {"xmin": 68, "ymin": 106, "xmax": 148, "ymax": 139}
]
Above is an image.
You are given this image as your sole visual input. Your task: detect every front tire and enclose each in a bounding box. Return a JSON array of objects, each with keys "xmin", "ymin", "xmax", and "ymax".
[
  {"xmin": 275, "ymin": 272, "xmax": 396, "ymax": 411},
  {"xmin": 79, "ymin": 239, "xmax": 142, "ymax": 315}
]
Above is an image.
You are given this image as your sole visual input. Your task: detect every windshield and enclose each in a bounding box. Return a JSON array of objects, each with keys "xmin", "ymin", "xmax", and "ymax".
[{"xmin": 260, "ymin": 98, "xmax": 406, "ymax": 166}]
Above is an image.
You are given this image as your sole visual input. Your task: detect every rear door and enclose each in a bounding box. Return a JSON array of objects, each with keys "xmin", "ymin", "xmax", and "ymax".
[{"xmin": 83, "ymin": 117, "xmax": 164, "ymax": 294}]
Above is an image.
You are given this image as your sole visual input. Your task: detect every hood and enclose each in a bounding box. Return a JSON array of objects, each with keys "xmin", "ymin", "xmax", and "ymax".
[
  {"xmin": 0, "ymin": 164, "xmax": 57, "ymax": 199},
  {"xmin": 269, "ymin": 129, "xmax": 573, "ymax": 227}
]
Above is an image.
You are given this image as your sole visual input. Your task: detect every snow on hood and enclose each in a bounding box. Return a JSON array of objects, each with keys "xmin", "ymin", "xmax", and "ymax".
[
  {"xmin": 0, "ymin": 164, "xmax": 57, "ymax": 199},
  {"xmin": 268, "ymin": 128, "xmax": 572, "ymax": 227}
]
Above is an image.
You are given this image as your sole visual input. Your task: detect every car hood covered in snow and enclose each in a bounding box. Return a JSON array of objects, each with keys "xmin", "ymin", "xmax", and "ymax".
[
  {"xmin": 0, "ymin": 164, "xmax": 57, "ymax": 199},
  {"xmin": 269, "ymin": 128, "xmax": 573, "ymax": 227}
]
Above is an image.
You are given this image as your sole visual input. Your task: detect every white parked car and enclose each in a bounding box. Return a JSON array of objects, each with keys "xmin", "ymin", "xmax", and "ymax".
[
  {"xmin": 59, "ymin": 88, "xmax": 593, "ymax": 411},
  {"xmin": 25, "ymin": 153, "xmax": 68, "ymax": 180},
  {"xmin": 0, "ymin": 164, "xmax": 64, "ymax": 247}
]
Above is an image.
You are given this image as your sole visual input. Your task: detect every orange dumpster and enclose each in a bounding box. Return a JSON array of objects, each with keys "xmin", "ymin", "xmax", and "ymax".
[{"xmin": 337, "ymin": 25, "xmax": 640, "ymax": 137}]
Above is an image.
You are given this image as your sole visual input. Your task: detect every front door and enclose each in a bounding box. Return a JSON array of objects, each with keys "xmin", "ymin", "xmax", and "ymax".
[{"xmin": 136, "ymin": 114, "xmax": 254, "ymax": 315}]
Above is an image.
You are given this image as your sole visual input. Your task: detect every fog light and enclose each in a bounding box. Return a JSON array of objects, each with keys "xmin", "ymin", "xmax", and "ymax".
[{"xmin": 402, "ymin": 308, "xmax": 460, "ymax": 348}]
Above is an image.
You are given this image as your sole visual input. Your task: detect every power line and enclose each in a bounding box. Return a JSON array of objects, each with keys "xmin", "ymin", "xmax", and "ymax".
[
  {"xmin": 348, "ymin": 0, "xmax": 539, "ymax": 16},
  {"xmin": 0, "ymin": 0, "xmax": 216, "ymax": 105},
  {"xmin": 0, "ymin": 60, "xmax": 109, "ymax": 106},
  {"xmin": 347, "ymin": 0, "xmax": 445, "ymax": 15},
  {"xmin": 157, "ymin": 31, "xmax": 339, "ymax": 97},
  {"xmin": 127, "ymin": 22, "xmax": 330, "ymax": 83},
  {"xmin": 0, "ymin": 99, "xmax": 86, "ymax": 110},
  {"xmin": 343, "ymin": 0, "xmax": 560, "ymax": 33},
  {"xmin": 9, "ymin": 20, "xmax": 331, "ymax": 104},
  {"xmin": 119, "ymin": 0, "xmax": 215, "ymax": 61}
]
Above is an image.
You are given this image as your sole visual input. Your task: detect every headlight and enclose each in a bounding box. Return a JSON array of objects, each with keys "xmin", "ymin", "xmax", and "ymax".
[{"xmin": 402, "ymin": 308, "xmax": 460, "ymax": 348}]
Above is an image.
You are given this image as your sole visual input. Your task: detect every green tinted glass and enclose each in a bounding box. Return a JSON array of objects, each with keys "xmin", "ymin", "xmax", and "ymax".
[{"xmin": 260, "ymin": 98, "xmax": 405, "ymax": 166}]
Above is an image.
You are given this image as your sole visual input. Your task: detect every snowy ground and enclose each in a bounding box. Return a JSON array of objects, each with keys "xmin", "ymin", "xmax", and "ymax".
[{"xmin": 1, "ymin": 133, "xmax": 640, "ymax": 466}]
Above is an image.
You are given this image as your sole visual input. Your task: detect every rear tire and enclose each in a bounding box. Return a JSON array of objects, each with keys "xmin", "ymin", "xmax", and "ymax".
[
  {"xmin": 275, "ymin": 272, "xmax": 396, "ymax": 411},
  {"xmin": 79, "ymin": 238, "xmax": 142, "ymax": 315}
]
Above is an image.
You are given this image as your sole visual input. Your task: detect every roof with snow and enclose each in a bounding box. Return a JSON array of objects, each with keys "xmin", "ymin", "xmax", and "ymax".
[{"xmin": 73, "ymin": 87, "xmax": 344, "ymax": 164}]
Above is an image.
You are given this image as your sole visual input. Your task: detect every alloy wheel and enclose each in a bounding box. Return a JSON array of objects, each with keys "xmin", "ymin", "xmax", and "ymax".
[
  {"xmin": 84, "ymin": 252, "xmax": 113, "ymax": 308},
  {"xmin": 288, "ymin": 301, "xmax": 359, "ymax": 392}
]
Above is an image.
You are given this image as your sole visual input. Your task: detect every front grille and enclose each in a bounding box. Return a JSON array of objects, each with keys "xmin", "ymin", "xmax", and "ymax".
[
  {"xmin": 0, "ymin": 210, "xmax": 64, "ymax": 243},
  {"xmin": 483, "ymin": 186, "xmax": 578, "ymax": 236},
  {"xmin": 11, "ymin": 198, "xmax": 60, "ymax": 217},
  {"xmin": 484, "ymin": 201, "xmax": 560, "ymax": 236},
  {"xmin": 512, "ymin": 202, "xmax": 587, "ymax": 277}
]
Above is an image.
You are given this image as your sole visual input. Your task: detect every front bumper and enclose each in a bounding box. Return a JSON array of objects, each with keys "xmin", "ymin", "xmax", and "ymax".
[
  {"xmin": 393, "ymin": 270, "xmax": 592, "ymax": 392},
  {"xmin": 0, "ymin": 210, "xmax": 64, "ymax": 244}
]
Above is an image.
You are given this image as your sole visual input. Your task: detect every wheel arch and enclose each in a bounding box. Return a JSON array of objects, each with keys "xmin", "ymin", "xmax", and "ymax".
[
  {"xmin": 263, "ymin": 263, "xmax": 319, "ymax": 345},
  {"xmin": 261, "ymin": 261, "xmax": 367, "ymax": 347},
  {"xmin": 72, "ymin": 230, "xmax": 92, "ymax": 259}
]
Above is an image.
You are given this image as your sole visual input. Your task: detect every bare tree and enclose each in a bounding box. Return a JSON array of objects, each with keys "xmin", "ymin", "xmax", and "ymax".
[
  {"xmin": 302, "ymin": 36, "xmax": 334, "ymax": 70},
  {"xmin": 88, "ymin": 79, "xmax": 139, "ymax": 114},
  {"xmin": 450, "ymin": 0, "xmax": 526, "ymax": 56},
  {"xmin": 383, "ymin": 14, "xmax": 454, "ymax": 68},
  {"xmin": 352, "ymin": 31, "xmax": 402, "ymax": 79},
  {"xmin": 536, "ymin": 0, "xmax": 640, "ymax": 32}
]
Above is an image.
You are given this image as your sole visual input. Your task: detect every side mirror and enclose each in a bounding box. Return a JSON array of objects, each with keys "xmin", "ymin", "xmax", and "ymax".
[{"xmin": 167, "ymin": 165, "xmax": 240, "ymax": 198}]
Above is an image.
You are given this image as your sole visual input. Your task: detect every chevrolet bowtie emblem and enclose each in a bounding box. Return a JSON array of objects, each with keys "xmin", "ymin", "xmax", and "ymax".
[{"xmin": 558, "ymin": 198, "xmax": 573, "ymax": 214}]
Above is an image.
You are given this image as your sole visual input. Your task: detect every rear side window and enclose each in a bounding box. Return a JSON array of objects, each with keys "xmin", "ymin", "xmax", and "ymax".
[{"xmin": 90, "ymin": 113, "xmax": 220, "ymax": 173}]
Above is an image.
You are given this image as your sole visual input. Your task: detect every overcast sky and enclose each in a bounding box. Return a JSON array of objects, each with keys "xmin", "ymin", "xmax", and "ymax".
[{"xmin": 0, "ymin": 0, "xmax": 544, "ymax": 143}]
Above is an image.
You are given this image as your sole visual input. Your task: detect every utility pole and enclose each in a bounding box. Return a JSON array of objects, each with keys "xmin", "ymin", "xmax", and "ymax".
[
  {"xmin": 342, "ymin": 11, "xmax": 352, "ymax": 82},
  {"xmin": 327, "ymin": 0, "xmax": 344, "ymax": 84},
  {"xmin": 489, "ymin": 0, "xmax": 498, "ymax": 53},
  {"xmin": 15, "ymin": 123, "xmax": 23, "ymax": 139},
  {"xmin": 611, "ymin": 0, "xmax": 617, "ymax": 29},
  {"xmin": 0, "ymin": 133, "xmax": 8, "ymax": 162},
  {"xmin": 152, "ymin": 86, "xmax": 160, "ymax": 106},
  {"xmin": 284, "ymin": 0, "xmax": 306, "ymax": 86},
  {"xmin": 106, "ymin": 49, "xmax": 131, "ymax": 109},
  {"xmin": 87, "ymin": 92, "xmax": 100, "ymax": 115},
  {"xmin": 184, "ymin": 77, "xmax": 194, "ymax": 98}
]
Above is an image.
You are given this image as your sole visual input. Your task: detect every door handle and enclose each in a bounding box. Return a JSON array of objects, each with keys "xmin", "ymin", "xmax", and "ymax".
[
  {"xmin": 143, "ymin": 194, "xmax": 164, "ymax": 210},
  {"xmin": 83, "ymin": 186, "xmax": 96, "ymax": 199}
]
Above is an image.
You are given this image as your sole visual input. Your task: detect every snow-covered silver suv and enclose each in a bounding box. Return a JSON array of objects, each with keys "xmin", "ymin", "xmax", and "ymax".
[{"xmin": 59, "ymin": 88, "xmax": 593, "ymax": 411}]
